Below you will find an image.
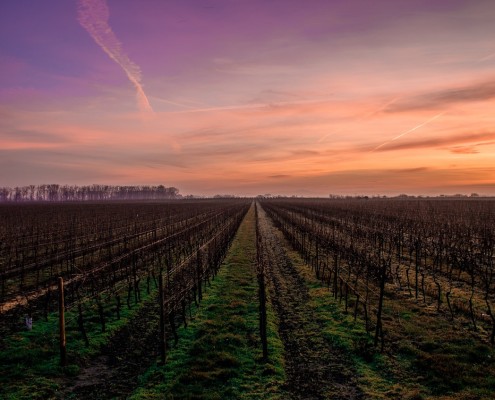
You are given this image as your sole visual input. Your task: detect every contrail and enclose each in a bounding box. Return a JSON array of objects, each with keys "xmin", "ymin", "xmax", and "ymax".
[
  {"xmin": 372, "ymin": 112, "xmax": 444, "ymax": 152},
  {"xmin": 317, "ymin": 97, "xmax": 399, "ymax": 143},
  {"xmin": 78, "ymin": 0, "xmax": 153, "ymax": 113},
  {"xmin": 165, "ymin": 97, "xmax": 336, "ymax": 114}
]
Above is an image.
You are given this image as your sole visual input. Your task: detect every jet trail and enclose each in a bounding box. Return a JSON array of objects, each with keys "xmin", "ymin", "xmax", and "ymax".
[
  {"xmin": 317, "ymin": 97, "xmax": 399, "ymax": 144},
  {"xmin": 372, "ymin": 112, "xmax": 444, "ymax": 152},
  {"xmin": 166, "ymin": 97, "xmax": 336, "ymax": 114},
  {"xmin": 78, "ymin": 0, "xmax": 153, "ymax": 113}
]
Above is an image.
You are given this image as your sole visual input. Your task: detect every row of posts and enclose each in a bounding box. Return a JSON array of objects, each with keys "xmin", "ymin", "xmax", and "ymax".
[{"xmin": 56, "ymin": 273, "xmax": 167, "ymax": 368}]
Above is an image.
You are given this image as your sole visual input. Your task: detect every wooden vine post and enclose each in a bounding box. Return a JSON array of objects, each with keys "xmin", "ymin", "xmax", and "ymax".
[
  {"xmin": 58, "ymin": 277, "xmax": 67, "ymax": 367},
  {"xmin": 255, "ymin": 203, "xmax": 268, "ymax": 361},
  {"xmin": 158, "ymin": 272, "xmax": 166, "ymax": 365},
  {"xmin": 259, "ymin": 267, "xmax": 268, "ymax": 360}
]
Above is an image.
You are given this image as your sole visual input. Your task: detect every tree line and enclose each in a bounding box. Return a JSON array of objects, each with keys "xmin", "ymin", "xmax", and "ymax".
[{"xmin": 0, "ymin": 184, "xmax": 180, "ymax": 202}]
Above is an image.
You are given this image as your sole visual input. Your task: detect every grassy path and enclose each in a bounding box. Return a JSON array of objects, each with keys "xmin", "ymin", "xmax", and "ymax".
[
  {"xmin": 131, "ymin": 203, "xmax": 286, "ymax": 399},
  {"xmin": 257, "ymin": 204, "xmax": 362, "ymax": 400}
]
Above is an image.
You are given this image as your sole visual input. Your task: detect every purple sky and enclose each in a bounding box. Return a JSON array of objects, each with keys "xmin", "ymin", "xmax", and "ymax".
[{"xmin": 1, "ymin": 0, "xmax": 495, "ymax": 196}]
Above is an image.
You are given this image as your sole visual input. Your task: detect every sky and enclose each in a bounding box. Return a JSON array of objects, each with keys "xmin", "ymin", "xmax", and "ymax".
[{"xmin": 1, "ymin": 0, "xmax": 495, "ymax": 197}]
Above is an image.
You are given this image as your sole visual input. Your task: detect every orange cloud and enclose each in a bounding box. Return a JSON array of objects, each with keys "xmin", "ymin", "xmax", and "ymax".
[
  {"xmin": 374, "ymin": 131, "xmax": 495, "ymax": 152},
  {"xmin": 386, "ymin": 79, "xmax": 495, "ymax": 112}
]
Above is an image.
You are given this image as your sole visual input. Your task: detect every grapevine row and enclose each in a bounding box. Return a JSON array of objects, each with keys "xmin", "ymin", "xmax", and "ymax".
[{"xmin": 260, "ymin": 198, "xmax": 495, "ymax": 345}]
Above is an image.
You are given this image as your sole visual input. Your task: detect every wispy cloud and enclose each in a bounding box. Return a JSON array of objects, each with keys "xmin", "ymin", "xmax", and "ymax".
[
  {"xmin": 318, "ymin": 97, "xmax": 399, "ymax": 143},
  {"xmin": 269, "ymin": 174, "xmax": 291, "ymax": 179},
  {"xmin": 77, "ymin": 0, "xmax": 153, "ymax": 113},
  {"xmin": 389, "ymin": 167, "xmax": 430, "ymax": 174},
  {"xmin": 374, "ymin": 131, "xmax": 495, "ymax": 152},
  {"xmin": 386, "ymin": 80, "xmax": 495, "ymax": 112},
  {"xmin": 478, "ymin": 52, "xmax": 495, "ymax": 62},
  {"xmin": 166, "ymin": 96, "xmax": 337, "ymax": 115},
  {"xmin": 449, "ymin": 146, "xmax": 480, "ymax": 154},
  {"xmin": 213, "ymin": 58, "xmax": 297, "ymax": 75},
  {"xmin": 448, "ymin": 141, "xmax": 495, "ymax": 154},
  {"xmin": 0, "ymin": 129, "xmax": 70, "ymax": 145}
]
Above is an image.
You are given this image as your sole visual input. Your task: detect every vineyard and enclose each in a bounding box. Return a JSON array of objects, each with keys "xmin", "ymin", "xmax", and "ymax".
[
  {"xmin": 0, "ymin": 200, "xmax": 249, "ymax": 330},
  {"xmin": 1, "ymin": 198, "xmax": 494, "ymax": 399},
  {"xmin": 260, "ymin": 198, "xmax": 495, "ymax": 346}
]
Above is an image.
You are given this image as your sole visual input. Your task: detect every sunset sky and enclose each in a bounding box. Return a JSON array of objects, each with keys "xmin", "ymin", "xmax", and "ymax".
[{"xmin": 1, "ymin": 0, "xmax": 494, "ymax": 196}]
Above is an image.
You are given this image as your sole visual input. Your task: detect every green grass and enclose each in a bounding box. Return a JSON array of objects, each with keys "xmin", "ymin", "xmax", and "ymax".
[
  {"xmin": 6, "ymin": 205, "xmax": 493, "ymax": 400},
  {"xmin": 277, "ymin": 229, "xmax": 495, "ymax": 400},
  {"xmin": 0, "ymin": 280, "xmax": 159, "ymax": 400},
  {"xmin": 130, "ymin": 205, "xmax": 287, "ymax": 399}
]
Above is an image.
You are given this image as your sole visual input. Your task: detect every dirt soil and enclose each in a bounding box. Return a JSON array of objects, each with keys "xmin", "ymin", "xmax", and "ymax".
[{"xmin": 257, "ymin": 204, "xmax": 362, "ymax": 400}]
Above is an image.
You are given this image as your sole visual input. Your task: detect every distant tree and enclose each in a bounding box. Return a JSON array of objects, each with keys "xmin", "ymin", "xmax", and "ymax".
[
  {"xmin": 0, "ymin": 187, "xmax": 9, "ymax": 201},
  {"xmin": 0, "ymin": 184, "xmax": 181, "ymax": 202}
]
